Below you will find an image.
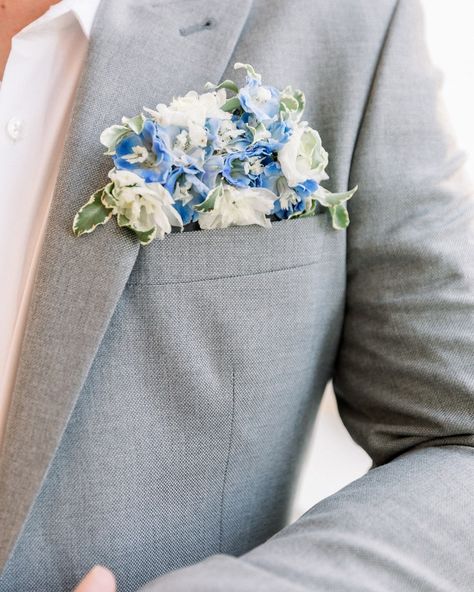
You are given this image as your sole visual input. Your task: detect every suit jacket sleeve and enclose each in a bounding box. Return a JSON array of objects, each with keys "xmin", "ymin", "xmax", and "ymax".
[{"xmin": 139, "ymin": 1, "xmax": 474, "ymax": 589}]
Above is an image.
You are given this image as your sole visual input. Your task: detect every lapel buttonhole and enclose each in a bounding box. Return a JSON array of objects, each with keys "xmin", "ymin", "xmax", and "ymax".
[{"xmin": 179, "ymin": 17, "xmax": 217, "ymax": 37}]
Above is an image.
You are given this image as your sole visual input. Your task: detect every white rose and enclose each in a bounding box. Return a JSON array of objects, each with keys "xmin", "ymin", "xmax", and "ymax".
[
  {"xmin": 277, "ymin": 124, "xmax": 329, "ymax": 187},
  {"xmin": 198, "ymin": 184, "xmax": 276, "ymax": 230},
  {"xmin": 108, "ymin": 169, "xmax": 182, "ymax": 239}
]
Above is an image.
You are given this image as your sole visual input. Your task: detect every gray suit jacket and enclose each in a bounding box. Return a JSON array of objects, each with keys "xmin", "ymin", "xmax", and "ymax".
[{"xmin": 0, "ymin": 0, "xmax": 473, "ymax": 590}]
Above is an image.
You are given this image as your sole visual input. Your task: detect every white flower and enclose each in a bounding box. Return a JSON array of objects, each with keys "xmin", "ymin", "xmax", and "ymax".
[
  {"xmin": 217, "ymin": 119, "xmax": 245, "ymax": 152},
  {"xmin": 198, "ymin": 184, "xmax": 276, "ymax": 230},
  {"xmin": 276, "ymin": 177, "xmax": 309, "ymax": 213},
  {"xmin": 122, "ymin": 145, "xmax": 149, "ymax": 164},
  {"xmin": 173, "ymin": 178, "xmax": 194, "ymax": 205},
  {"xmin": 277, "ymin": 123, "xmax": 329, "ymax": 187},
  {"xmin": 108, "ymin": 169, "xmax": 182, "ymax": 239},
  {"xmin": 145, "ymin": 89, "xmax": 230, "ymax": 149}
]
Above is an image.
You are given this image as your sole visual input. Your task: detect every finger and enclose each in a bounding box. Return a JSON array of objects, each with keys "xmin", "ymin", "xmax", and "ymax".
[{"xmin": 73, "ymin": 565, "xmax": 116, "ymax": 592}]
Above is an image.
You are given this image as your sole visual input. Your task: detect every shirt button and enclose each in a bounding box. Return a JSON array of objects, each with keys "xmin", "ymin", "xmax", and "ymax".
[{"xmin": 6, "ymin": 117, "xmax": 23, "ymax": 141}]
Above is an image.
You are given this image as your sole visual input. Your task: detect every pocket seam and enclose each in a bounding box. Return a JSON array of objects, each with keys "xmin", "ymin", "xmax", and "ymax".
[{"xmin": 126, "ymin": 258, "xmax": 321, "ymax": 287}]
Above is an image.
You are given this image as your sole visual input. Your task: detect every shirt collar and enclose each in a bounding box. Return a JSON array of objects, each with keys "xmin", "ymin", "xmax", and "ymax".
[
  {"xmin": 16, "ymin": 0, "xmax": 102, "ymax": 40},
  {"xmin": 56, "ymin": 0, "xmax": 102, "ymax": 38}
]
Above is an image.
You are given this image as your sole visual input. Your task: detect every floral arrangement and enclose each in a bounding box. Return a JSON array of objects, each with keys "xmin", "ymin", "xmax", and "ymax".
[{"xmin": 73, "ymin": 63, "xmax": 358, "ymax": 245}]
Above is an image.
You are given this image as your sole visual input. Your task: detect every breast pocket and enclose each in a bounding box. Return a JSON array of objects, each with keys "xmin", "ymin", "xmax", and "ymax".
[{"xmin": 127, "ymin": 213, "xmax": 331, "ymax": 286}]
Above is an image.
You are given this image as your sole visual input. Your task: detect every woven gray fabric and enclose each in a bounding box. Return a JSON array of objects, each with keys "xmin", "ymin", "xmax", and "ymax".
[{"xmin": 1, "ymin": 0, "xmax": 473, "ymax": 590}]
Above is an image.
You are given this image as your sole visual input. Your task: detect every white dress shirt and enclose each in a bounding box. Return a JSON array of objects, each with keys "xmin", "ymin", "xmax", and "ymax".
[{"xmin": 0, "ymin": 0, "xmax": 101, "ymax": 446}]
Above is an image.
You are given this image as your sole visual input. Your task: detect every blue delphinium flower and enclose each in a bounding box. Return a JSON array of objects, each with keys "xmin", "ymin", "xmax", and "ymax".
[
  {"xmin": 238, "ymin": 77, "xmax": 280, "ymax": 124},
  {"xmin": 259, "ymin": 161, "xmax": 282, "ymax": 193},
  {"xmin": 228, "ymin": 111, "xmax": 294, "ymax": 158},
  {"xmin": 222, "ymin": 146, "xmax": 271, "ymax": 188},
  {"xmin": 201, "ymin": 154, "xmax": 224, "ymax": 190},
  {"xmin": 157, "ymin": 123, "xmax": 207, "ymax": 173},
  {"xmin": 204, "ymin": 117, "xmax": 221, "ymax": 156},
  {"xmin": 222, "ymin": 152, "xmax": 253, "ymax": 187},
  {"xmin": 258, "ymin": 161, "xmax": 311, "ymax": 219},
  {"xmin": 262, "ymin": 120, "xmax": 293, "ymax": 151},
  {"xmin": 293, "ymin": 179, "xmax": 319, "ymax": 198},
  {"xmin": 164, "ymin": 168, "xmax": 208, "ymax": 225},
  {"xmin": 164, "ymin": 148, "xmax": 225, "ymax": 225},
  {"xmin": 272, "ymin": 185, "xmax": 307, "ymax": 219},
  {"xmin": 173, "ymin": 190, "xmax": 205, "ymax": 225},
  {"xmin": 113, "ymin": 119, "xmax": 172, "ymax": 183},
  {"xmin": 225, "ymin": 113, "xmax": 253, "ymax": 151}
]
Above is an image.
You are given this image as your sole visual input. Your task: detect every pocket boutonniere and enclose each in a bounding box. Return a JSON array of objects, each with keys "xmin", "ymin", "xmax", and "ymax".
[{"xmin": 73, "ymin": 63, "xmax": 358, "ymax": 245}]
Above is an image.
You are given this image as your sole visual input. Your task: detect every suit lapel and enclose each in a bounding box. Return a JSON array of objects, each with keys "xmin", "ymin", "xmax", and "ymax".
[{"xmin": 0, "ymin": 0, "xmax": 253, "ymax": 571}]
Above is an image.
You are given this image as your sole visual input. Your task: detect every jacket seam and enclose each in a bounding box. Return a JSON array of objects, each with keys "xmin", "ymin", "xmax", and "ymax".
[{"xmin": 219, "ymin": 366, "xmax": 236, "ymax": 552}]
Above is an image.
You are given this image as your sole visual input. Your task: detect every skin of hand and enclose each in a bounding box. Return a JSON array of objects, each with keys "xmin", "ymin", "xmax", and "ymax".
[{"xmin": 73, "ymin": 565, "xmax": 116, "ymax": 592}]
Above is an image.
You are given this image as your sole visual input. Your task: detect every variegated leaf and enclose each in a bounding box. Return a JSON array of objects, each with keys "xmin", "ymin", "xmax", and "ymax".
[
  {"xmin": 194, "ymin": 185, "xmax": 223, "ymax": 212},
  {"xmin": 329, "ymin": 203, "xmax": 350, "ymax": 230},
  {"xmin": 133, "ymin": 226, "xmax": 157, "ymax": 245},
  {"xmin": 72, "ymin": 189, "xmax": 113, "ymax": 237}
]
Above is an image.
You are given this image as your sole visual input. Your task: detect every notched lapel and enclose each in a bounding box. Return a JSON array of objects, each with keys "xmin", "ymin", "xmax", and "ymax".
[{"xmin": 0, "ymin": 0, "xmax": 253, "ymax": 572}]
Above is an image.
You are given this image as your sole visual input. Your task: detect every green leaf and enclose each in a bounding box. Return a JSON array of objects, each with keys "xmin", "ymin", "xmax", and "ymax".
[
  {"xmin": 280, "ymin": 86, "xmax": 305, "ymax": 120},
  {"xmin": 73, "ymin": 189, "xmax": 113, "ymax": 237},
  {"xmin": 221, "ymin": 96, "xmax": 241, "ymax": 113},
  {"xmin": 280, "ymin": 96, "xmax": 299, "ymax": 112},
  {"xmin": 100, "ymin": 125, "xmax": 130, "ymax": 154},
  {"xmin": 121, "ymin": 114, "xmax": 146, "ymax": 134},
  {"xmin": 297, "ymin": 200, "xmax": 318, "ymax": 219},
  {"xmin": 101, "ymin": 182, "xmax": 116, "ymax": 208},
  {"xmin": 234, "ymin": 62, "xmax": 262, "ymax": 82},
  {"xmin": 329, "ymin": 204, "xmax": 350, "ymax": 230},
  {"xmin": 194, "ymin": 184, "xmax": 223, "ymax": 212},
  {"xmin": 133, "ymin": 226, "xmax": 157, "ymax": 245},
  {"xmin": 293, "ymin": 88, "xmax": 305, "ymax": 114},
  {"xmin": 117, "ymin": 213, "xmax": 131, "ymax": 228},
  {"xmin": 315, "ymin": 185, "xmax": 358, "ymax": 208},
  {"xmin": 297, "ymin": 210, "xmax": 316, "ymax": 219},
  {"xmin": 99, "ymin": 115, "xmax": 145, "ymax": 154},
  {"xmin": 205, "ymin": 79, "xmax": 239, "ymax": 94}
]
